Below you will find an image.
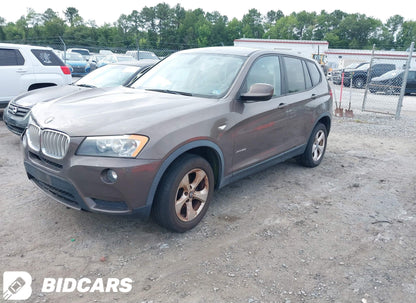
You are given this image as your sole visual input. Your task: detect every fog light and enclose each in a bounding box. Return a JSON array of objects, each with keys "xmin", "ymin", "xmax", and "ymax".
[
  {"xmin": 102, "ymin": 169, "xmax": 118, "ymax": 184},
  {"xmin": 107, "ymin": 169, "xmax": 118, "ymax": 182}
]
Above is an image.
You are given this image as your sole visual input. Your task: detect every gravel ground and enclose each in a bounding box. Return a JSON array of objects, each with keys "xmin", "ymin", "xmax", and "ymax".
[{"xmin": 1, "ymin": 103, "xmax": 416, "ymax": 303}]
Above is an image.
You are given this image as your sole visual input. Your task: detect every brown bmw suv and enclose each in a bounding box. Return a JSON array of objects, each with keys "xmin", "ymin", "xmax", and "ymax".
[{"xmin": 22, "ymin": 47, "xmax": 332, "ymax": 232}]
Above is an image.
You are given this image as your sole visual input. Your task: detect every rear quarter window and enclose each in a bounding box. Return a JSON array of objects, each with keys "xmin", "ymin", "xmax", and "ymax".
[
  {"xmin": 0, "ymin": 48, "xmax": 25, "ymax": 66},
  {"xmin": 306, "ymin": 61, "xmax": 321, "ymax": 86},
  {"xmin": 31, "ymin": 49, "xmax": 64, "ymax": 66},
  {"xmin": 283, "ymin": 56, "xmax": 306, "ymax": 93}
]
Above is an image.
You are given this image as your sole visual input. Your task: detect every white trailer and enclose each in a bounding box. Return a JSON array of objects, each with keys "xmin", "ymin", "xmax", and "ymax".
[
  {"xmin": 326, "ymin": 49, "xmax": 416, "ymax": 69},
  {"xmin": 233, "ymin": 38, "xmax": 329, "ymax": 61}
]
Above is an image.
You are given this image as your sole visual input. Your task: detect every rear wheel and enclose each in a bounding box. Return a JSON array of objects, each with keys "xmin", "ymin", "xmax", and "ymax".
[
  {"xmin": 353, "ymin": 77, "xmax": 366, "ymax": 89},
  {"xmin": 298, "ymin": 123, "xmax": 328, "ymax": 168},
  {"xmin": 152, "ymin": 154, "xmax": 214, "ymax": 232}
]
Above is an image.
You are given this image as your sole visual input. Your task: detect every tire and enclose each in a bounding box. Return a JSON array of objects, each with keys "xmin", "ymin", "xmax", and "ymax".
[
  {"xmin": 353, "ymin": 77, "xmax": 365, "ymax": 89},
  {"xmin": 298, "ymin": 123, "xmax": 328, "ymax": 168},
  {"xmin": 152, "ymin": 154, "xmax": 214, "ymax": 232}
]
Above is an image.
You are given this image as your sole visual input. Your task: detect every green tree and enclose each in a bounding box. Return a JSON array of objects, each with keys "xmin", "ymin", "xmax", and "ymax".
[
  {"xmin": 265, "ymin": 15, "xmax": 298, "ymax": 40},
  {"xmin": 397, "ymin": 21, "xmax": 416, "ymax": 50},
  {"xmin": 64, "ymin": 7, "xmax": 82, "ymax": 27},
  {"xmin": 226, "ymin": 18, "xmax": 243, "ymax": 42},
  {"xmin": 241, "ymin": 9, "xmax": 264, "ymax": 38},
  {"xmin": 206, "ymin": 11, "xmax": 228, "ymax": 45},
  {"xmin": 140, "ymin": 6, "xmax": 158, "ymax": 47},
  {"xmin": 42, "ymin": 8, "xmax": 58, "ymax": 23},
  {"xmin": 380, "ymin": 15, "xmax": 404, "ymax": 49}
]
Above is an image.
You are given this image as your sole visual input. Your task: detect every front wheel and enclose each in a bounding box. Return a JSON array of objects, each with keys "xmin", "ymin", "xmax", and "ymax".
[
  {"xmin": 297, "ymin": 123, "xmax": 328, "ymax": 168},
  {"xmin": 152, "ymin": 154, "xmax": 214, "ymax": 232}
]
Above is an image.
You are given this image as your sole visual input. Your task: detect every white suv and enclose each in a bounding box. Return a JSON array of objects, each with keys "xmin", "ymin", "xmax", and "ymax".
[{"xmin": 0, "ymin": 43, "xmax": 72, "ymax": 108}]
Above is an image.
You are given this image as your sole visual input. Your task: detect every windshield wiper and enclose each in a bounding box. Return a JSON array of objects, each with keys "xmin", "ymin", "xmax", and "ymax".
[
  {"xmin": 146, "ymin": 88, "xmax": 193, "ymax": 96},
  {"xmin": 76, "ymin": 84, "xmax": 97, "ymax": 88}
]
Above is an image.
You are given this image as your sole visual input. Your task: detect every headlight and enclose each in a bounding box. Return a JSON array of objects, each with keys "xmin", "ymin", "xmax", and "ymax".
[{"xmin": 77, "ymin": 135, "xmax": 149, "ymax": 158}]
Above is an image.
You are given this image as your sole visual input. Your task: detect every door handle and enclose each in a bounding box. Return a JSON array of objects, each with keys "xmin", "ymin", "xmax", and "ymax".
[{"xmin": 16, "ymin": 68, "xmax": 28, "ymax": 74}]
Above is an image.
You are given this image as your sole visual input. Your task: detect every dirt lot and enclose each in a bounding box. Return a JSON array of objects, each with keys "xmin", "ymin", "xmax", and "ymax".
[{"xmin": 1, "ymin": 106, "xmax": 416, "ymax": 303}]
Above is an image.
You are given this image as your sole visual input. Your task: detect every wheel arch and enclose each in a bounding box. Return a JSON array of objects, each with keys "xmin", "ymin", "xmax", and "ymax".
[
  {"xmin": 28, "ymin": 83, "xmax": 57, "ymax": 91},
  {"xmin": 317, "ymin": 114, "xmax": 331, "ymax": 135},
  {"xmin": 144, "ymin": 140, "xmax": 225, "ymax": 213}
]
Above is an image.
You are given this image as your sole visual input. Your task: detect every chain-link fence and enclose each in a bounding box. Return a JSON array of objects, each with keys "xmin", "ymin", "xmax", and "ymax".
[
  {"xmin": 2, "ymin": 37, "xmax": 184, "ymax": 60},
  {"xmin": 328, "ymin": 42, "xmax": 415, "ymax": 119}
]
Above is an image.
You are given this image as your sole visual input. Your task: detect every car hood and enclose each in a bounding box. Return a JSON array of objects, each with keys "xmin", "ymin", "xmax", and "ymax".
[
  {"xmin": 31, "ymin": 87, "xmax": 217, "ymax": 136},
  {"xmin": 370, "ymin": 75, "xmax": 389, "ymax": 82},
  {"xmin": 67, "ymin": 61, "xmax": 88, "ymax": 66},
  {"xmin": 12, "ymin": 85, "xmax": 90, "ymax": 108}
]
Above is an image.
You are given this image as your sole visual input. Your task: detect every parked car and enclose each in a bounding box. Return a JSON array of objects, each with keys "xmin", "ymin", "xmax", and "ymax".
[
  {"xmin": 67, "ymin": 48, "xmax": 91, "ymax": 61},
  {"xmin": 22, "ymin": 47, "xmax": 332, "ymax": 232},
  {"xmin": 62, "ymin": 52, "xmax": 91, "ymax": 76},
  {"xmin": 332, "ymin": 62, "xmax": 367, "ymax": 85},
  {"xmin": 125, "ymin": 50, "xmax": 159, "ymax": 60},
  {"xmin": 4, "ymin": 60, "xmax": 158, "ymax": 135},
  {"xmin": 96, "ymin": 54, "xmax": 137, "ymax": 68},
  {"xmin": 369, "ymin": 69, "xmax": 416, "ymax": 95},
  {"xmin": 335, "ymin": 63, "xmax": 396, "ymax": 88},
  {"xmin": 0, "ymin": 43, "xmax": 72, "ymax": 108}
]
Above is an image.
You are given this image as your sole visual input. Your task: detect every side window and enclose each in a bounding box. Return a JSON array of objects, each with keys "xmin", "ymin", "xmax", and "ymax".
[
  {"xmin": 303, "ymin": 61, "xmax": 312, "ymax": 89},
  {"xmin": 243, "ymin": 56, "xmax": 281, "ymax": 97},
  {"xmin": 31, "ymin": 49, "xmax": 63, "ymax": 66},
  {"xmin": 0, "ymin": 49, "xmax": 25, "ymax": 66},
  {"xmin": 306, "ymin": 61, "xmax": 321, "ymax": 86},
  {"xmin": 408, "ymin": 71, "xmax": 416, "ymax": 80},
  {"xmin": 283, "ymin": 57, "xmax": 306, "ymax": 93}
]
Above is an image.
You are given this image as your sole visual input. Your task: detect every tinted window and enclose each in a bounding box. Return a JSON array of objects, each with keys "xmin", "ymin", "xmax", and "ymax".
[
  {"xmin": 407, "ymin": 71, "xmax": 416, "ymax": 80},
  {"xmin": 283, "ymin": 57, "xmax": 305, "ymax": 93},
  {"xmin": 0, "ymin": 49, "xmax": 25, "ymax": 66},
  {"xmin": 306, "ymin": 61, "xmax": 321, "ymax": 86},
  {"xmin": 31, "ymin": 49, "xmax": 63, "ymax": 66},
  {"xmin": 244, "ymin": 56, "xmax": 281, "ymax": 97},
  {"xmin": 303, "ymin": 61, "xmax": 312, "ymax": 89}
]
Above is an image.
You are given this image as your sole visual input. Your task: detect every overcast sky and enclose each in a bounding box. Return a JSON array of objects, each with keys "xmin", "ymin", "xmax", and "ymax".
[{"xmin": 2, "ymin": 0, "xmax": 415, "ymax": 25}]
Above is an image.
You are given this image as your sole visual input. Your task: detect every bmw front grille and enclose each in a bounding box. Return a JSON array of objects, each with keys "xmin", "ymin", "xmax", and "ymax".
[{"xmin": 27, "ymin": 124, "xmax": 70, "ymax": 159}]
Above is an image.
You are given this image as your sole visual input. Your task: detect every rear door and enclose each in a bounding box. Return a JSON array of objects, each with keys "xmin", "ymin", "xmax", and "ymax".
[{"xmin": 0, "ymin": 47, "xmax": 29, "ymax": 103}]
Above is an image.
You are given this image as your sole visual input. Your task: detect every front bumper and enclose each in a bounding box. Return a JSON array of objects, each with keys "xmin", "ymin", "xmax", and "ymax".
[
  {"xmin": 23, "ymin": 134, "xmax": 161, "ymax": 217},
  {"xmin": 3, "ymin": 103, "xmax": 30, "ymax": 135}
]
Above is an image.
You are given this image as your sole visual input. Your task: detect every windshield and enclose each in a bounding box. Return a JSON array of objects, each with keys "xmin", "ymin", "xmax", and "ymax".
[
  {"xmin": 131, "ymin": 52, "xmax": 245, "ymax": 98},
  {"xmin": 377, "ymin": 69, "xmax": 403, "ymax": 80},
  {"xmin": 76, "ymin": 64, "xmax": 141, "ymax": 87},
  {"xmin": 345, "ymin": 63, "xmax": 362, "ymax": 69},
  {"xmin": 65, "ymin": 53, "xmax": 84, "ymax": 61},
  {"xmin": 357, "ymin": 63, "xmax": 370, "ymax": 70}
]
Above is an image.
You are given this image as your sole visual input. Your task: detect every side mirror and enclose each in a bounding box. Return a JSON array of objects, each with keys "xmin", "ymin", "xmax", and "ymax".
[{"xmin": 240, "ymin": 83, "xmax": 274, "ymax": 102}]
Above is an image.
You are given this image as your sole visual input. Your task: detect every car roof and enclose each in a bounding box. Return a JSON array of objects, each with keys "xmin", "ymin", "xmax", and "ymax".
[
  {"xmin": 181, "ymin": 46, "xmax": 262, "ymax": 57},
  {"xmin": 0, "ymin": 43, "xmax": 53, "ymax": 50},
  {"xmin": 179, "ymin": 46, "xmax": 309, "ymax": 59}
]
